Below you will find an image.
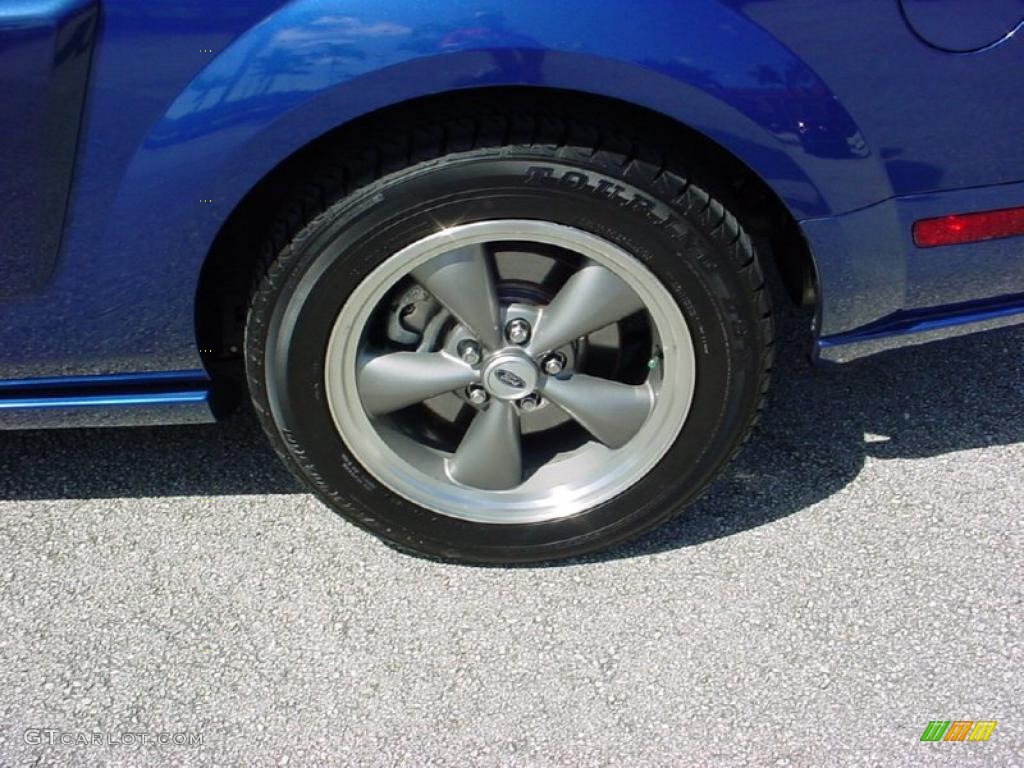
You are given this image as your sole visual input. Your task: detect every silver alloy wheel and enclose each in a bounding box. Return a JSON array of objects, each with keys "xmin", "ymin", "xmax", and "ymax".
[{"xmin": 324, "ymin": 220, "xmax": 696, "ymax": 524}]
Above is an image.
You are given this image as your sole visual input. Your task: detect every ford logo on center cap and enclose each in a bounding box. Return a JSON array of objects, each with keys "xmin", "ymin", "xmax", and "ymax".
[{"xmin": 493, "ymin": 369, "xmax": 527, "ymax": 389}]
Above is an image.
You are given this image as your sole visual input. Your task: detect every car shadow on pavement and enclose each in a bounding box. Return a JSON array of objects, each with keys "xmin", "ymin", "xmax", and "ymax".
[
  {"xmin": 0, "ymin": 405, "xmax": 303, "ymax": 500},
  {"xmin": 591, "ymin": 311, "xmax": 1024, "ymax": 563},
  {"xmin": 1, "ymin": 312, "xmax": 1022, "ymax": 564}
]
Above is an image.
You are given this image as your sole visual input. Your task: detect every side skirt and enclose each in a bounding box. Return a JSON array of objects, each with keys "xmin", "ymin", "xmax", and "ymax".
[{"xmin": 0, "ymin": 370, "xmax": 216, "ymax": 429}]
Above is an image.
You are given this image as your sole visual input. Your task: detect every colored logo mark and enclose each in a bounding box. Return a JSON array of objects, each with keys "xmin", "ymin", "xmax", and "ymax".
[{"xmin": 920, "ymin": 720, "xmax": 997, "ymax": 742}]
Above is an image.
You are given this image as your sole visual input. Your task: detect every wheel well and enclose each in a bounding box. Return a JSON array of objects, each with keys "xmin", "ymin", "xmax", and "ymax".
[{"xmin": 196, "ymin": 86, "xmax": 817, "ymax": 406}]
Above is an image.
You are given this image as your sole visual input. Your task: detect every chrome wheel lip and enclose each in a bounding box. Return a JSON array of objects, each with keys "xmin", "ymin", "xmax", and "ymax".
[{"xmin": 325, "ymin": 220, "xmax": 697, "ymax": 525}]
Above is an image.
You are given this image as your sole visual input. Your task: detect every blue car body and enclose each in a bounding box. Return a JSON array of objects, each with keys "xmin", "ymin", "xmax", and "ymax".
[{"xmin": 2, "ymin": 0, "xmax": 1023, "ymax": 428}]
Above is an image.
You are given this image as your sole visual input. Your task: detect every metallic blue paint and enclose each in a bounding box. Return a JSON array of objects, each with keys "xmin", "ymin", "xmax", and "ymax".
[
  {"xmin": 804, "ymin": 178, "xmax": 1024, "ymax": 339},
  {"xmin": 0, "ymin": 370, "xmax": 212, "ymax": 427},
  {"xmin": 0, "ymin": 390, "xmax": 215, "ymax": 429},
  {"xmin": 0, "ymin": 0, "xmax": 1022, "ymax": 428},
  {"xmin": 899, "ymin": 0, "xmax": 1024, "ymax": 52},
  {"xmin": 0, "ymin": 369, "xmax": 208, "ymax": 390},
  {"xmin": 817, "ymin": 292, "xmax": 1024, "ymax": 363},
  {"xmin": 0, "ymin": 391, "xmax": 208, "ymax": 410},
  {"xmin": 0, "ymin": 0, "xmax": 97, "ymax": 296},
  {"xmin": 823, "ymin": 292, "xmax": 1024, "ymax": 346}
]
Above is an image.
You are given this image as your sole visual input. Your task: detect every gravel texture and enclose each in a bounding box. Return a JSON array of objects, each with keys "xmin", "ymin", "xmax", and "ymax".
[{"xmin": 1, "ymin": 312, "xmax": 1021, "ymax": 767}]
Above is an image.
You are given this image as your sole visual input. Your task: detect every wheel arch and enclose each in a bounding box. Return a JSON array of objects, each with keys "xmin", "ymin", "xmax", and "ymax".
[
  {"xmin": 175, "ymin": 1, "xmax": 889, "ymax": 391},
  {"xmin": 195, "ymin": 85, "xmax": 820, "ymax": 398}
]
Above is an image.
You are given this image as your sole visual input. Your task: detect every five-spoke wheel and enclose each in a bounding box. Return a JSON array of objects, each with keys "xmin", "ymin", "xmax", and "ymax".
[
  {"xmin": 246, "ymin": 108, "xmax": 771, "ymax": 561},
  {"xmin": 325, "ymin": 220, "xmax": 696, "ymax": 524}
]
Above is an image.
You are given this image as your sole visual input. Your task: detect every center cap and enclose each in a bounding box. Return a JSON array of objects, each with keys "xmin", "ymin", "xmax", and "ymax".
[{"xmin": 482, "ymin": 352, "xmax": 539, "ymax": 400}]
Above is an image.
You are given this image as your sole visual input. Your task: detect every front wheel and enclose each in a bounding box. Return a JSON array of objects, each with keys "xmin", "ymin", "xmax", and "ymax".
[{"xmin": 245, "ymin": 115, "xmax": 772, "ymax": 563}]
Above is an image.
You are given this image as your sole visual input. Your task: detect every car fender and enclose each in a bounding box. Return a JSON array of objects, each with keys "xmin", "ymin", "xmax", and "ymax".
[{"xmin": 109, "ymin": 0, "xmax": 889, "ymax": 292}]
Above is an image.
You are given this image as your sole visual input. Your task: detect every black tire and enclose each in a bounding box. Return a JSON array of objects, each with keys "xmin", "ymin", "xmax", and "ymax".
[{"xmin": 245, "ymin": 107, "xmax": 773, "ymax": 564}]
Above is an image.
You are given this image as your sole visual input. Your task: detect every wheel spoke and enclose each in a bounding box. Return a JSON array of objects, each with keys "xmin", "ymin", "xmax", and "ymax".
[
  {"xmin": 527, "ymin": 263, "xmax": 645, "ymax": 355},
  {"xmin": 447, "ymin": 401, "xmax": 523, "ymax": 490},
  {"xmin": 540, "ymin": 374, "xmax": 654, "ymax": 448},
  {"xmin": 411, "ymin": 243, "xmax": 503, "ymax": 349},
  {"xmin": 358, "ymin": 352, "xmax": 477, "ymax": 416}
]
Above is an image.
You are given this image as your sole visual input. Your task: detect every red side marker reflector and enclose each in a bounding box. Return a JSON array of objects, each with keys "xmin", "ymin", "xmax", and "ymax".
[{"xmin": 913, "ymin": 206, "xmax": 1024, "ymax": 248}]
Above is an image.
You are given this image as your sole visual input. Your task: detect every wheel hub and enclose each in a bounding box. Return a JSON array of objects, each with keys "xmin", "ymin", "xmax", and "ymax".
[{"xmin": 482, "ymin": 351, "xmax": 538, "ymax": 400}]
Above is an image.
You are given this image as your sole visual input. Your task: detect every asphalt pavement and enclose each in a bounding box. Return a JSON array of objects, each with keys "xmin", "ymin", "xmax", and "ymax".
[{"xmin": 1, "ymin": 311, "xmax": 1021, "ymax": 766}]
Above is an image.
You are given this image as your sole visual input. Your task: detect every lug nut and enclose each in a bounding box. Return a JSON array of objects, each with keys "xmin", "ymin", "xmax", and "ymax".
[
  {"xmin": 505, "ymin": 318, "xmax": 531, "ymax": 345},
  {"xmin": 517, "ymin": 394, "xmax": 542, "ymax": 412},
  {"xmin": 458, "ymin": 339, "xmax": 482, "ymax": 366},
  {"xmin": 466, "ymin": 386, "xmax": 488, "ymax": 405},
  {"xmin": 542, "ymin": 353, "xmax": 566, "ymax": 376}
]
